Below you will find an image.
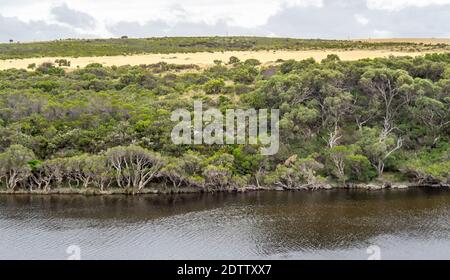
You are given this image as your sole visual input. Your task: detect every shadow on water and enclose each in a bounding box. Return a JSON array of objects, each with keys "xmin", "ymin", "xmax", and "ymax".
[{"xmin": 1, "ymin": 188, "xmax": 450, "ymax": 259}]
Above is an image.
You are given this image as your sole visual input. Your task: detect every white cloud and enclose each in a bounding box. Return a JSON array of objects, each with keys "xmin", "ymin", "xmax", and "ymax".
[
  {"xmin": 373, "ymin": 29, "xmax": 393, "ymax": 38},
  {"xmin": 354, "ymin": 14, "xmax": 369, "ymax": 25},
  {"xmin": 366, "ymin": 0, "xmax": 450, "ymax": 10},
  {"xmin": 0, "ymin": 0, "xmax": 323, "ymax": 28},
  {"xmin": 0, "ymin": 0, "xmax": 53, "ymax": 22},
  {"xmin": 0, "ymin": 0, "xmax": 449, "ymax": 41}
]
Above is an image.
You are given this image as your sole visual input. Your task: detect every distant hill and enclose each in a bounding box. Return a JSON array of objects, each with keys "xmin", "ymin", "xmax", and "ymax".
[
  {"xmin": 1, "ymin": 36, "xmax": 448, "ymax": 60},
  {"xmin": 356, "ymin": 38, "xmax": 450, "ymax": 45}
]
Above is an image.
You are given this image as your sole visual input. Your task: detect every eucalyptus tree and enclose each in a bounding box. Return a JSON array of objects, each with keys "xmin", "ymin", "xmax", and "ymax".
[
  {"xmin": 265, "ymin": 155, "xmax": 324, "ymax": 190},
  {"xmin": 413, "ymin": 96, "xmax": 450, "ymax": 146},
  {"xmin": 360, "ymin": 68, "xmax": 414, "ymax": 140},
  {"xmin": 203, "ymin": 153, "xmax": 234, "ymax": 189},
  {"xmin": 357, "ymin": 127, "xmax": 403, "ymax": 177},
  {"xmin": 90, "ymin": 155, "xmax": 112, "ymax": 191},
  {"xmin": 322, "ymin": 91, "xmax": 353, "ymax": 148},
  {"xmin": 358, "ymin": 68, "xmax": 414, "ymax": 176},
  {"xmin": 0, "ymin": 145, "xmax": 35, "ymax": 190},
  {"xmin": 106, "ymin": 145, "xmax": 164, "ymax": 192},
  {"xmin": 159, "ymin": 157, "xmax": 188, "ymax": 189}
]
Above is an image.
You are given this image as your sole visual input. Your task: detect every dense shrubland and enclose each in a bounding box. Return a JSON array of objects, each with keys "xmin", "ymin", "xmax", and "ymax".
[
  {"xmin": 0, "ymin": 53, "xmax": 449, "ymax": 193},
  {"xmin": 1, "ymin": 37, "xmax": 448, "ymax": 59}
]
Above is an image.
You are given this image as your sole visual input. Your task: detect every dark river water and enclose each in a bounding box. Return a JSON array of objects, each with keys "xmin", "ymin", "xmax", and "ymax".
[{"xmin": 1, "ymin": 188, "xmax": 450, "ymax": 260}]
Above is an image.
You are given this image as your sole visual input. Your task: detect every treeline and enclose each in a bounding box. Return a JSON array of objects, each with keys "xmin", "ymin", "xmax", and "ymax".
[
  {"xmin": 1, "ymin": 36, "xmax": 448, "ymax": 59},
  {"xmin": 0, "ymin": 144, "xmax": 237, "ymax": 192},
  {"xmin": 0, "ymin": 53, "xmax": 449, "ymax": 192}
]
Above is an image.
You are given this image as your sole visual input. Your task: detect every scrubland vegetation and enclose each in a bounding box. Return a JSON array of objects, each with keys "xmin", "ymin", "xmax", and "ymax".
[
  {"xmin": 0, "ymin": 53, "xmax": 449, "ymax": 193},
  {"xmin": 1, "ymin": 36, "xmax": 449, "ymax": 59}
]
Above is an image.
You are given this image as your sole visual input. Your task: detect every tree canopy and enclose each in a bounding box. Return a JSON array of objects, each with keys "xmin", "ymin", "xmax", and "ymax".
[{"xmin": 0, "ymin": 53, "xmax": 449, "ymax": 192}]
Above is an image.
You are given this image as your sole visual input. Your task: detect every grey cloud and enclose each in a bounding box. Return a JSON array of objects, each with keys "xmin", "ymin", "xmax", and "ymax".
[
  {"xmin": 107, "ymin": 21, "xmax": 171, "ymax": 37},
  {"xmin": 370, "ymin": 5, "xmax": 450, "ymax": 38},
  {"xmin": 0, "ymin": 14, "xmax": 94, "ymax": 43},
  {"xmin": 107, "ymin": 19, "xmax": 269, "ymax": 38},
  {"xmin": 261, "ymin": 0, "xmax": 370, "ymax": 39},
  {"xmin": 107, "ymin": 3, "xmax": 268, "ymax": 38},
  {"xmin": 51, "ymin": 4, "xmax": 96, "ymax": 29},
  {"xmin": 107, "ymin": 0, "xmax": 450, "ymax": 39},
  {"xmin": 262, "ymin": 0, "xmax": 450, "ymax": 39},
  {"xmin": 2, "ymin": 0, "xmax": 449, "ymax": 42}
]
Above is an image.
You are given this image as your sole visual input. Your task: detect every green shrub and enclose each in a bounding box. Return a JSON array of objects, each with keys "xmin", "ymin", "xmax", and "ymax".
[{"xmin": 203, "ymin": 79, "xmax": 225, "ymax": 94}]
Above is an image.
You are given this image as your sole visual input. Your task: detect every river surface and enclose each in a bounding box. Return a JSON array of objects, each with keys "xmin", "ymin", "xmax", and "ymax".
[{"xmin": 1, "ymin": 188, "xmax": 450, "ymax": 260}]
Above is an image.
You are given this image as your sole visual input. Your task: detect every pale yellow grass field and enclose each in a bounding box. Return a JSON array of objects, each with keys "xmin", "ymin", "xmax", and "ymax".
[
  {"xmin": 356, "ymin": 38, "xmax": 450, "ymax": 45},
  {"xmin": 0, "ymin": 49, "xmax": 448, "ymax": 70}
]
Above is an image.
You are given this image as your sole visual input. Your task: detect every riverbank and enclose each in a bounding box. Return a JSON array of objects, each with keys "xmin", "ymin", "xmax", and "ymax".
[{"xmin": 1, "ymin": 182, "xmax": 448, "ymax": 196}]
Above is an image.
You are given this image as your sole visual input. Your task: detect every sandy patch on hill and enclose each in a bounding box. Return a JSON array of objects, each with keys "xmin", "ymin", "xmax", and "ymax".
[{"xmin": 0, "ymin": 49, "xmax": 448, "ymax": 70}]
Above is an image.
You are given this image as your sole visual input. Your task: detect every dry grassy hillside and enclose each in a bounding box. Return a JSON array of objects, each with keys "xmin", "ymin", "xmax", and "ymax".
[{"xmin": 1, "ymin": 49, "xmax": 448, "ymax": 71}]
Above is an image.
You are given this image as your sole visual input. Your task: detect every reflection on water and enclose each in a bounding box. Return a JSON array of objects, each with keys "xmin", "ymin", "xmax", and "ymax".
[{"xmin": 1, "ymin": 188, "xmax": 450, "ymax": 259}]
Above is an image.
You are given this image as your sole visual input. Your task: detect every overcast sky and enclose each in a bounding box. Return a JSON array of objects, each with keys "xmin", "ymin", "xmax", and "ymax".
[{"xmin": 0, "ymin": 0, "xmax": 449, "ymax": 42}]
